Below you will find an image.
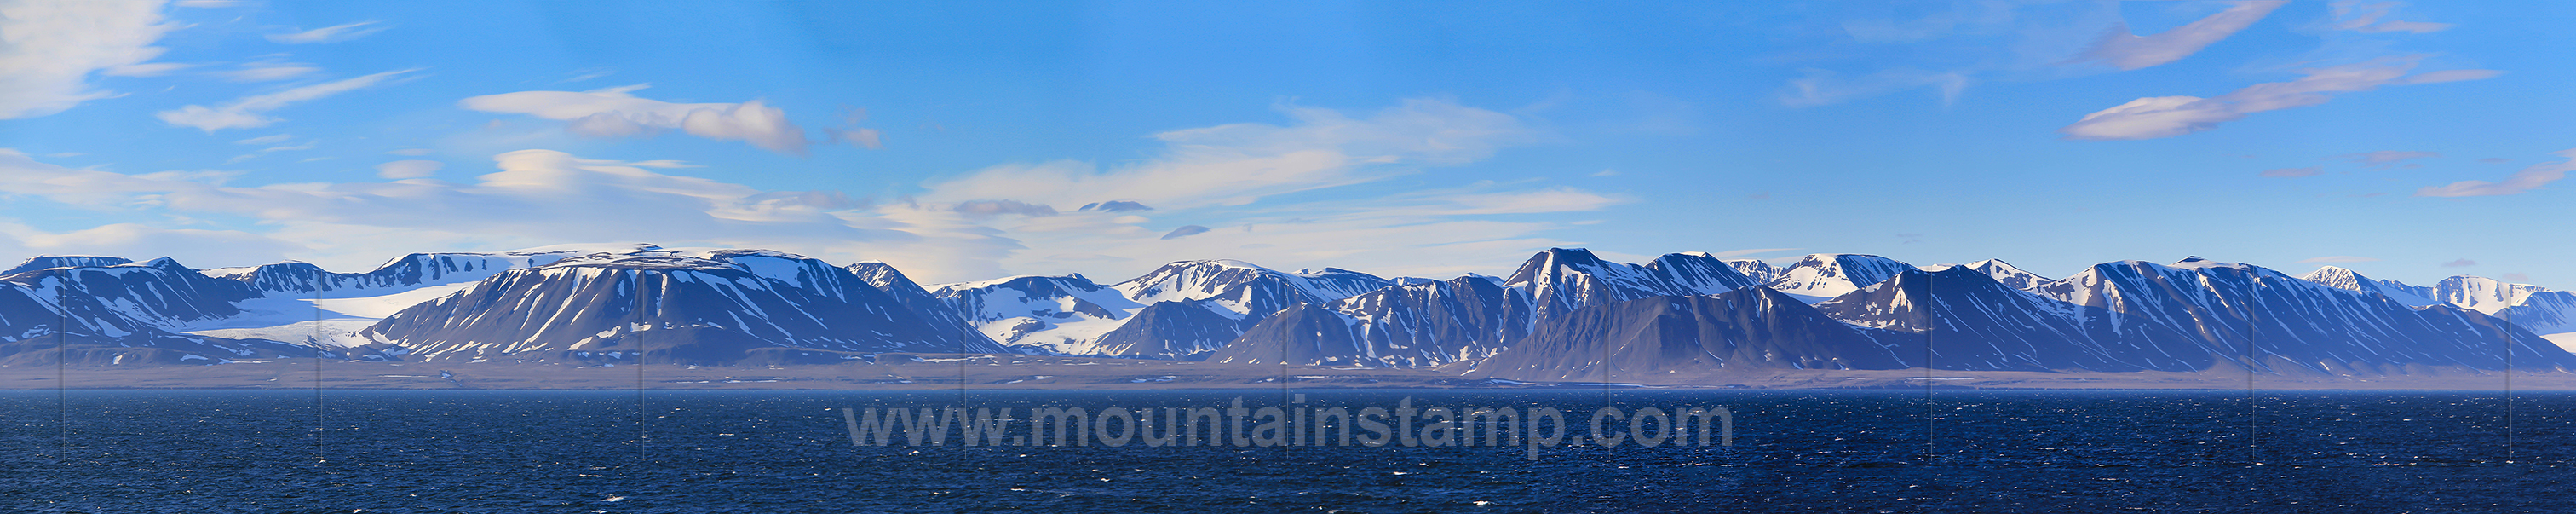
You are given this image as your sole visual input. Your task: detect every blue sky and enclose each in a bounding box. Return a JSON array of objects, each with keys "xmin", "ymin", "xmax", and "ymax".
[{"xmin": 0, "ymin": 0, "xmax": 2567, "ymax": 286}]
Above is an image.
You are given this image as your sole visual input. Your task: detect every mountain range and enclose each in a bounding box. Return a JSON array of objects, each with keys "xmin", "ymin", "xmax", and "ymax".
[{"xmin": 3, "ymin": 244, "xmax": 2571, "ymax": 382}]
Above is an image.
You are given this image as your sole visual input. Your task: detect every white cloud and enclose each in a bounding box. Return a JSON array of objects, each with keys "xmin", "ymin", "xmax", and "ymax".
[
  {"xmin": 2297, "ymin": 256, "xmax": 2381, "ymax": 263},
  {"xmin": 2331, "ymin": 150, "xmax": 2439, "ymax": 168},
  {"xmin": 1780, "ymin": 68, "xmax": 1971, "ymax": 107},
  {"xmin": 222, "ymin": 57, "xmax": 321, "ymax": 82},
  {"xmin": 225, "ymin": 139, "xmax": 316, "ymax": 163},
  {"xmin": 157, "ymin": 69, "xmax": 420, "ymax": 131},
  {"xmin": 386, "ymin": 148, "xmax": 433, "ymax": 156},
  {"xmin": 2075, "ymin": 1, "xmax": 2286, "ymax": 70},
  {"xmin": 2261, "ymin": 166, "xmax": 2322, "ymax": 177},
  {"xmin": 458, "ymin": 84, "xmax": 825, "ymax": 156},
  {"xmin": 2332, "ymin": 1, "xmax": 2452, "ymax": 34},
  {"xmin": 1425, "ymin": 188, "xmax": 1628, "ymax": 216},
  {"xmin": 0, "ymin": 100, "xmax": 1615, "ymax": 283},
  {"xmin": 952, "ymin": 199, "xmax": 1057, "ymax": 218},
  {"xmin": 919, "ymin": 99, "xmax": 1530, "ymax": 208},
  {"xmin": 0, "ymin": 0, "xmax": 178, "ymax": 118},
  {"xmin": 265, "ymin": 21, "xmax": 388, "ymax": 44},
  {"xmin": 2060, "ymin": 55, "xmax": 2498, "ymax": 141},
  {"xmin": 891, "ymin": 99, "xmax": 1626, "ymax": 281},
  {"xmin": 373, "ymin": 159, "xmax": 443, "ymax": 179},
  {"xmin": 559, "ymin": 68, "xmax": 615, "ymax": 84},
  {"xmin": 106, "ymin": 62, "xmax": 192, "ymax": 77},
  {"xmin": 2416, "ymin": 149, "xmax": 2575, "ymax": 198},
  {"xmin": 233, "ymin": 134, "xmax": 293, "ymax": 145},
  {"xmin": 0, "ymin": 147, "xmax": 914, "ymax": 271}
]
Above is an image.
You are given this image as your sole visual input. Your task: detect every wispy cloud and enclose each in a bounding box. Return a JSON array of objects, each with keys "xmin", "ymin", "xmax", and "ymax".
[
  {"xmin": 2059, "ymin": 55, "xmax": 2497, "ymax": 141},
  {"xmin": 2442, "ymin": 258, "xmax": 2478, "ymax": 268},
  {"xmin": 2332, "ymin": 1, "xmax": 2452, "ymax": 34},
  {"xmin": 1780, "ymin": 68, "xmax": 1972, "ymax": 108},
  {"xmin": 0, "ymin": 147, "xmax": 897, "ymax": 271},
  {"xmin": 2297, "ymin": 256, "xmax": 2380, "ymax": 263},
  {"xmin": 2074, "ymin": 1, "xmax": 2287, "ymax": 70},
  {"xmin": 2261, "ymin": 166, "xmax": 2322, "ymax": 177},
  {"xmin": 233, "ymin": 134, "xmax": 294, "ymax": 145},
  {"xmin": 1, "ymin": 99, "xmax": 1612, "ymax": 281},
  {"xmin": 373, "ymin": 160, "xmax": 443, "ymax": 179},
  {"xmin": 157, "ymin": 69, "xmax": 423, "ymax": 131},
  {"xmin": 225, "ymin": 139, "xmax": 318, "ymax": 164},
  {"xmin": 558, "ymin": 68, "xmax": 616, "ymax": 84},
  {"xmin": 0, "ymin": 2, "xmax": 177, "ymax": 119},
  {"xmin": 918, "ymin": 99, "xmax": 1532, "ymax": 208},
  {"xmin": 459, "ymin": 84, "xmax": 838, "ymax": 156},
  {"xmin": 266, "ymin": 21, "xmax": 389, "ymax": 44},
  {"xmin": 2332, "ymin": 150, "xmax": 2439, "ymax": 168},
  {"xmin": 2416, "ymin": 149, "xmax": 2576, "ymax": 197},
  {"xmin": 221, "ymin": 56, "xmax": 322, "ymax": 82}
]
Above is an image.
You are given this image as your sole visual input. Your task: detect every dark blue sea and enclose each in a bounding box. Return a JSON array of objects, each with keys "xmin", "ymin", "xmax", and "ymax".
[{"xmin": 6, "ymin": 389, "xmax": 2572, "ymax": 513}]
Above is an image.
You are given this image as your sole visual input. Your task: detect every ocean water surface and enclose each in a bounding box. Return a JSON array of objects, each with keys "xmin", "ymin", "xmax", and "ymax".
[{"xmin": 4, "ymin": 389, "xmax": 2570, "ymax": 513}]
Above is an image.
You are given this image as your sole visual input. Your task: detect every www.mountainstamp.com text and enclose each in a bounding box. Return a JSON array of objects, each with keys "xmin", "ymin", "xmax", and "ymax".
[{"xmin": 843, "ymin": 396, "xmax": 1730, "ymax": 460}]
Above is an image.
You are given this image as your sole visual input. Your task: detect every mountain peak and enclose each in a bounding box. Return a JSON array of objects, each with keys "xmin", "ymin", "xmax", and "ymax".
[{"xmin": 3, "ymin": 255, "xmax": 135, "ymax": 275}]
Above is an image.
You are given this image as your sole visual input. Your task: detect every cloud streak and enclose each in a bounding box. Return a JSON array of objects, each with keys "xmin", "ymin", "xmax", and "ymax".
[
  {"xmin": 265, "ymin": 21, "xmax": 388, "ymax": 44},
  {"xmin": 2076, "ymin": 1, "xmax": 2286, "ymax": 70},
  {"xmin": 2416, "ymin": 149, "xmax": 2576, "ymax": 197},
  {"xmin": 2332, "ymin": 1, "xmax": 2452, "ymax": 34},
  {"xmin": 157, "ymin": 69, "xmax": 421, "ymax": 131},
  {"xmin": 3, "ymin": 99, "xmax": 1617, "ymax": 282},
  {"xmin": 460, "ymin": 84, "xmax": 843, "ymax": 156},
  {"xmin": 2060, "ymin": 56, "xmax": 2498, "ymax": 141},
  {"xmin": 2332, "ymin": 151, "xmax": 2439, "ymax": 168},
  {"xmin": 919, "ymin": 99, "xmax": 1532, "ymax": 208}
]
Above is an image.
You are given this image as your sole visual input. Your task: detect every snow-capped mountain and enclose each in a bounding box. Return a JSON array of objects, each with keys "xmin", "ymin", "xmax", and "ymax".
[
  {"xmin": 3, "ymin": 256, "xmax": 135, "ymax": 275},
  {"xmin": 0, "ymin": 259, "xmax": 309, "ymax": 365},
  {"xmin": 1087, "ymin": 300, "xmax": 1251, "ymax": 359},
  {"xmin": 0, "ymin": 290, "xmax": 310, "ymax": 366},
  {"xmin": 1113, "ymin": 259, "xmax": 1390, "ymax": 315},
  {"xmin": 1765, "ymin": 253, "xmax": 1914, "ymax": 303},
  {"xmin": 363, "ymin": 248, "xmax": 998, "ymax": 363},
  {"xmin": 3, "ymin": 257, "xmax": 262, "ymax": 329},
  {"xmin": 1503, "ymin": 249, "xmax": 1762, "ymax": 321},
  {"xmin": 1473, "ymin": 286, "xmax": 1916, "ymax": 381},
  {"xmin": 1724, "ymin": 258, "xmax": 1782, "ymax": 284},
  {"xmin": 12, "ymin": 244, "xmax": 2576, "ymax": 374},
  {"xmin": 2430, "ymin": 275, "xmax": 2551, "ymax": 315},
  {"xmin": 929, "ymin": 259, "xmax": 1395, "ymax": 359},
  {"xmin": 1963, "ymin": 259, "xmax": 2052, "ymax": 292},
  {"xmin": 204, "ymin": 248, "xmax": 596, "ymax": 295},
  {"xmin": 847, "ymin": 261, "xmax": 1005, "ymax": 352},
  {"xmin": 2498, "ymin": 292, "xmax": 2576, "ymax": 352},
  {"xmin": 2036, "ymin": 257, "xmax": 2573, "ymax": 373},
  {"xmin": 1210, "ymin": 274, "xmax": 1534, "ymax": 367},
  {"xmin": 931, "ymin": 274, "xmax": 1145, "ymax": 355},
  {"xmin": 2301, "ymin": 267, "xmax": 2576, "ymax": 352},
  {"xmin": 2300, "ymin": 266, "xmax": 2441, "ymax": 307},
  {"xmin": 1813, "ymin": 267, "xmax": 2210, "ymax": 372}
]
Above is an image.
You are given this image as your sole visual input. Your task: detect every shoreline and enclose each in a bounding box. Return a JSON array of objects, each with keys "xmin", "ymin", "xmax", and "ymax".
[{"xmin": 7, "ymin": 355, "xmax": 2573, "ymax": 390}]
